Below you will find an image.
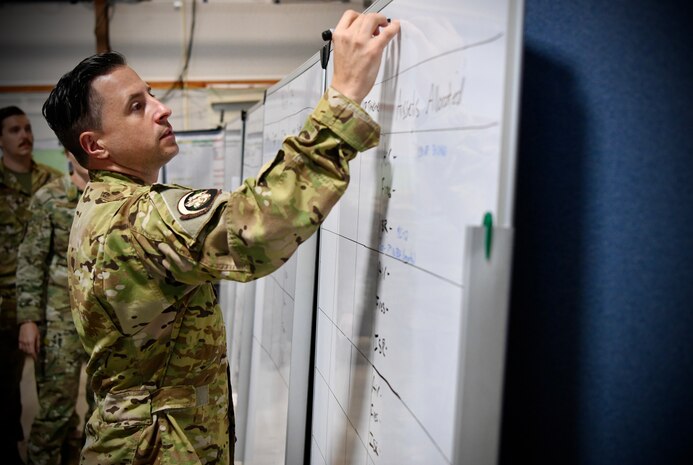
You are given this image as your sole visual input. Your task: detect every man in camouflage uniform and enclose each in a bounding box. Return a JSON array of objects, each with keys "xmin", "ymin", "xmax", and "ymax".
[
  {"xmin": 42, "ymin": 11, "xmax": 399, "ymax": 464},
  {"xmin": 0, "ymin": 106, "xmax": 62, "ymax": 464},
  {"xmin": 17, "ymin": 150, "xmax": 95, "ymax": 465}
]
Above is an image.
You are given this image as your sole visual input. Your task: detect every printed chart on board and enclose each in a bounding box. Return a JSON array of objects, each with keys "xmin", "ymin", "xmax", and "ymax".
[
  {"xmin": 240, "ymin": 104, "xmax": 265, "ymax": 182},
  {"xmin": 310, "ymin": 0, "xmax": 519, "ymax": 463},
  {"xmin": 162, "ymin": 128, "xmax": 225, "ymax": 189},
  {"xmin": 242, "ymin": 57, "xmax": 324, "ymax": 464}
]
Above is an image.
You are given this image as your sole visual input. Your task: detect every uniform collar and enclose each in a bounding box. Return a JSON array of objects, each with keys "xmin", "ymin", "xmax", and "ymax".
[
  {"xmin": 89, "ymin": 169, "xmax": 148, "ymax": 186},
  {"xmin": 63, "ymin": 174, "xmax": 82, "ymax": 202},
  {"xmin": 1, "ymin": 158, "xmax": 43, "ymax": 193}
]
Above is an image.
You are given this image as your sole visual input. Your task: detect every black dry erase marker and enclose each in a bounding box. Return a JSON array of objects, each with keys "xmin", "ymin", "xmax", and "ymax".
[
  {"xmin": 321, "ymin": 29, "xmax": 334, "ymax": 41},
  {"xmin": 321, "ymin": 18, "xmax": 391, "ymax": 42}
]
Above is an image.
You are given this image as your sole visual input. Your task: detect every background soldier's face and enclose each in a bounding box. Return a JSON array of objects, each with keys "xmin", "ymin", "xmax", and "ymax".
[{"xmin": 0, "ymin": 114, "xmax": 34, "ymax": 162}]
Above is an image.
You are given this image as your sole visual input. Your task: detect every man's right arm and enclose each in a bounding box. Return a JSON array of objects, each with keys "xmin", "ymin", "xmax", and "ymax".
[
  {"xmin": 128, "ymin": 11, "xmax": 400, "ymax": 285},
  {"xmin": 134, "ymin": 86, "xmax": 380, "ymax": 286}
]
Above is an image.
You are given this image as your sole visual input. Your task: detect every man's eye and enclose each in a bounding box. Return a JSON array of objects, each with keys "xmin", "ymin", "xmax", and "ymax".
[{"xmin": 131, "ymin": 102, "xmax": 143, "ymax": 112}]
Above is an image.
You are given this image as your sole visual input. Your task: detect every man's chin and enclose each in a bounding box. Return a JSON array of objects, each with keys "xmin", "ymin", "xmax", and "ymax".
[{"xmin": 162, "ymin": 147, "xmax": 180, "ymax": 164}]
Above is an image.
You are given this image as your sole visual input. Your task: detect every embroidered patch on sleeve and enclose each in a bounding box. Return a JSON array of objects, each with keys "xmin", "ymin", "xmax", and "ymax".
[{"xmin": 177, "ymin": 189, "xmax": 220, "ymax": 219}]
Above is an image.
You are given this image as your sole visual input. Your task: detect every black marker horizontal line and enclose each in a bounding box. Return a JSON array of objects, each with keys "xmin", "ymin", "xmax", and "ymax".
[
  {"xmin": 319, "ymin": 229, "xmax": 463, "ymax": 288},
  {"xmin": 317, "ymin": 306, "xmax": 452, "ymax": 464},
  {"xmin": 377, "ymin": 32, "xmax": 504, "ymax": 87},
  {"xmin": 252, "ymin": 334, "xmax": 290, "ymax": 389},
  {"xmin": 264, "ymin": 106, "xmax": 314, "ymax": 127},
  {"xmin": 313, "ymin": 363, "xmax": 370, "ymax": 457},
  {"xmin": 381, "ymin": 121, "xmax": 499, "ymax": 136},
  {"xmin": 268, "ymin": 273, "xmax": 297, "ymax": 302}
]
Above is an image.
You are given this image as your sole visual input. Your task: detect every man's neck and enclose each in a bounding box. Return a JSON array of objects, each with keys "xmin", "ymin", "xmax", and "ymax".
[
  {"xmin": 89, "ymin": 159, "xmax": 157, "ymax": 185},
  {"xmin": 2, "ymin": 154, "xmax": 32, "ymax": 174},
  {"xmin": 70, "ymin": 170, "xmax": 89, "ymax": 191}
]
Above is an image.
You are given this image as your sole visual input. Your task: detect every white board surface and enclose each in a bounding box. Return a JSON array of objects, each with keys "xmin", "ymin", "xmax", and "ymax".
[
  {"xmin": 242, "ymin": 54, "xmax": 324, "ymax": 465},
  {"xmin": 310, "ymin": 0, "xmax": 523, "ymax": 464},
  {"xmin": 233, "ymin": 102, "xmax": 264, "ymax": 461},
  {"xmin": 219, "ymin": 116, "xmax": 245, "ymax": 390}
]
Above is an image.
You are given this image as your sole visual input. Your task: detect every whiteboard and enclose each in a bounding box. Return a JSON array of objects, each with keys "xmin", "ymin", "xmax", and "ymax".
[
  {"xmin": 162, "ymin": 127, "xmax": 225, "ymax": 188},
  {"xmin": 310, "ymin": 0, "xmax": 523, "ymax": 464},
  {"xmin": 233, "ymin": 101, "xmax": 264, "ymax": 461},
  {"xmin": 219, "ymin": 115, "xmax": 244, "ymax": 391},
  {"xmin": 242, "ymin": 53, "xmax": 324, "ymax": 465}
]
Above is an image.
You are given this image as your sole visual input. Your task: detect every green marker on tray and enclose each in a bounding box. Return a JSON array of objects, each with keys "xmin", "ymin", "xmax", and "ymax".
[{"xmin": 483, "ymin": 212, "xmax": 493, "ymax": 260}]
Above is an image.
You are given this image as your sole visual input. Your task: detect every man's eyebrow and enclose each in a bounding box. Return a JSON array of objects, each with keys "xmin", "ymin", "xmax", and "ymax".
[
  {"xmin": 126, "ymin": 90, "xmax": 144, "ymax": 101},
  {"xmin": 124, "ymin": 86, "xmax": 151, "ymax": 108}
]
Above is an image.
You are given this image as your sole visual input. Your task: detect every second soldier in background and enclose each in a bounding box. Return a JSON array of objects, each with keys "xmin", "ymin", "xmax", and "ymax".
[{"xmin": 17, "ymin": 150, "xmax": 94, "ymax": 465}]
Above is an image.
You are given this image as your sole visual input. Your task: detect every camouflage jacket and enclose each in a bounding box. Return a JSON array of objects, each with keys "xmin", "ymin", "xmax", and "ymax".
[
  {"xmin": 16, "ymin": 174, "xmax": 81, "ymax": 324},
  {"xmin": 0, "ymin": 159, "xmax": 61, "ymax": 326},
  {"xmin": 69, "ymin": 88, "xmax": 379, "ymax": 464}
]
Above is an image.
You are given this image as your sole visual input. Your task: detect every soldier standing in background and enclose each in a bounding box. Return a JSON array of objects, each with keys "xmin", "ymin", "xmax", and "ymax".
[
  {"xmin": 17, "ymin": 149, "xmax": 95, "ymax": 465},
  {"xmin": 0, "ymin": 106, "xmax": 62, "ymax": 465},
  {"xmin": 42, "ymin": 10, "xmax": 399, "ymax": 464}
]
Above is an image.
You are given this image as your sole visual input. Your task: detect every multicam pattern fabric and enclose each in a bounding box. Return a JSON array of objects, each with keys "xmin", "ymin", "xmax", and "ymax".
[
  {"xmin": 16, "ymin": 174, "xmax": 94, "ymax": 465},
  {"xmin": 17, "ymin": 175, "xmax": 78, "ymax": 322},
  {"xmin": 0, "ymin": 160, "xmax": 61, "ymax": 328},
  {"xmin": 69, "ymin": 87, "xmax": 379, "ymax": 464}
]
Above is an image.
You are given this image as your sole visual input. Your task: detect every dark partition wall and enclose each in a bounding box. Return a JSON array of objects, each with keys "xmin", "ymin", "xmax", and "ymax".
[{"xmin": 502, "ymin": 1, "xmax": 693, "ymax": 464}]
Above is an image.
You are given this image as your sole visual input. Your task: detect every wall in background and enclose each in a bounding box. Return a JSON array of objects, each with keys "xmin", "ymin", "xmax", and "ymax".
[
  {"xmin": 0, "ymin": 0, "xmax": 355, "ymax": 84},
  {"xmin": 0, "ymin": 0, "xmax": 356, "ymax": 142}
]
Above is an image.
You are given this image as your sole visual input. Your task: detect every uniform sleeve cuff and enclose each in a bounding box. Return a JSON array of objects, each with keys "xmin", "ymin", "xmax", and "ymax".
[{"xmin": 311, "ymin": 87, "xmax": 381, "ymax": 152}]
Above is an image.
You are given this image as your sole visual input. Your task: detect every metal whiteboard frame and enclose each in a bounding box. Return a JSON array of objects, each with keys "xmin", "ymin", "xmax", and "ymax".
[
  {"xmin": 453, "ymin": 1, "xmax": 524, "ymax": 463},
  {"xmin": 497, "ymin": 0, "xmax": 525, "ymax": 228},
  {"xmin": 453, "ymin": 226, "xmax": 514, "ymax": 465},
  {"xmin": 266, "ymin": 51, "xmax": 322, "ymax": 100}
]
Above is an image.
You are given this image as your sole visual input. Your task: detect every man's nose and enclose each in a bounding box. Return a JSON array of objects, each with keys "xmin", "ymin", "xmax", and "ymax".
[{"xmin": 154, "ymin": 100, "xmax": 172, "ymax": 123}]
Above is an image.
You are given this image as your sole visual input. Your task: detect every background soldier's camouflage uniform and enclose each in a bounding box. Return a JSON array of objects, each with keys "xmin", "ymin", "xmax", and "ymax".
[
  {"xmin": 0, "ymin": 160, "xmax": 61, "ymax": 456},
  {"xmin": 17, "ymin": 174, "xmax": 95, "ymax": 465},
  {"xmin": 1, "ymin": 161, "xmax": 62, "ymax": 326},
  {"xmin": 69, "ymin": 88, "xmax": 379, "ymax": 464}
]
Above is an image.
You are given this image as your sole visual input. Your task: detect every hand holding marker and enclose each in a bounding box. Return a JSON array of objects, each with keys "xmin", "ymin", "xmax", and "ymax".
[
  {"xmin": 324, "ymin": 12, "xmax": 399, "ymax": 104},
  {"xmin": 322, "ymin": 17, "xmax": 392, "ymax": 41}
]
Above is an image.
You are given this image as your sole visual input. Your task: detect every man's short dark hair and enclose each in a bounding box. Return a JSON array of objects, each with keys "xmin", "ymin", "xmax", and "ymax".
[
  {"xmin": 0, "ymin": 106, "xmax": 27, "ymax": 135},
  {"xmin": 43, "ymin": 51, "xmax": 127, "ymax": 169}
]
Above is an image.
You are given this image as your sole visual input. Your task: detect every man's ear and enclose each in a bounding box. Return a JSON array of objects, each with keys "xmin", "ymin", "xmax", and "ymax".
[{"xmin": 79, "ymin": 131, "xmax": 108, "ymax": 160}]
